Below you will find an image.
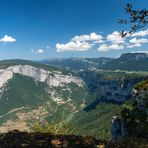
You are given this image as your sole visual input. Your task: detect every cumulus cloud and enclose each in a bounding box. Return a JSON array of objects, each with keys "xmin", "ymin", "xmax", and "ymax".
[
  {"xmin": 106, "ymin": 31, "xmax": 125, "ymax": 44},
  {"xmin": 71, "ymin": 32, "xmax": 103, "ymax": 43},
  {"xmin": 97, "ymin": 44, "xmax": 124, "ymax": 52},
  {"xmin": 37, "ymin": 49, "xmax": 45, "ymax": 53},
  {"xmin": 132, "ymin": 29, "xmax": 148, "ymax": 37},
  {"xmin": 56, "ymin": 41, "xmax": 93, "ymax": 52},
  {"xmin": 56, "ymin": 32, "xmax": 103, "ymax": 52},
  {"xmin": 129, "ymin": 38, "xmax": 148, "ymax": 44},
  {"xmin": 56, "ymin": 30, "xmax": 148, "ymax": 52},
  {"xmin": 126, "ymin": 37, "xmax": 148, "ymax": 49},
  {"xmin": 31, "ymin": 49, "xmax": 45, "ymax": 54},
  {"xmin": 0, "ymin": 35, "xmax": 16, "ymax": 43}
]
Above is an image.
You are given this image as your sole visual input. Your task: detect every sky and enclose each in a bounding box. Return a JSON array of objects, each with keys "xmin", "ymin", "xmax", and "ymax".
[{"xmin": 0, "ymin": 0, "xmax": 148, "ymax": 60}]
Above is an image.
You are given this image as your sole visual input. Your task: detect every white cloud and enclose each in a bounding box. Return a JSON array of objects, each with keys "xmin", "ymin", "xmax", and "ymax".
[
  {"xmin": 0, "ymin": 35, "xmax": 16, "ymax": 43},
  {"xmin": 71, "ymin": 32, "xmax": 103, "ymax": 43},
  {"xmin": 97, "ymin": 44, "xmax": 124, "ymax": 52},
  {"xmin": 38, "ymin": 49, "xmax": 44, "ymax": 53},
  {"xmin": 56, "ymin": 41, "xmax": 93, "ymax": 52},
  {"xmin": 127, "ymin": 43, "xmax": 141, "ymax": 48},
  {"xmin": 56, "ymin": 32, "xmax": 103, "ymax": 52},
  {"xmin": 106, "ymin": 31, "xmax": 125, "ymax": 44},
  {"xmin": 31, "ymin": 49, "xmax": 45, "ymax": 54},
  {"xmin": 55, "ymin": 30, "xmax": 148, "ymax": 52},
  {"xmin": 129, "ymin": 38, "xmax": 148, "ymax": 44},
  {"xmin": 132, "ymin": 29, "xmax": 148, "ymax": 37}
]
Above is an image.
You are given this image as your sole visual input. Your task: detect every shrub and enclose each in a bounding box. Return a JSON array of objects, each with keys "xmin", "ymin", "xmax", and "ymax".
[{"xmin": 32, "ymin": 120, "xmax": 75, "ymax": 135}]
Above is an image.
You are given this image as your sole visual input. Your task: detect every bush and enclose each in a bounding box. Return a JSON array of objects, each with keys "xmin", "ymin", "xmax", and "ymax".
[
  {"xmin": 121, "ymin": 101, "xmax": 148, "ymax": 137},
  {"xmin": 32, "ymin": 120, "xmax": 75, "ymax": 135}
]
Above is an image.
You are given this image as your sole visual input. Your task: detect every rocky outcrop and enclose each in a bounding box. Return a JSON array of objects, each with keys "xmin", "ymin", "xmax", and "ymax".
[
  {"xmin": 0, "ymin": 65, "xmax": 83, "ymax": 89},
  {"xmin": 79, "ymin": 71, "xmax": 148, "ymax": 102},
  {"xmin": 111, "ymin": 116, "xmax": 127, "ymax": 142},
  {"xmin": 0, "ymin": 69, "xmax": 13, "ymax": 88},
  {"xmin": 0, "ymin": 130, "xmax": 109, "ymax": 148}
]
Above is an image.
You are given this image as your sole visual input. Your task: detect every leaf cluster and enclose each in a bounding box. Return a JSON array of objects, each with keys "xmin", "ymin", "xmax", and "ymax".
[{"xmin": 119, "ymin": 3, "xmax": 148, "ymax": 37}]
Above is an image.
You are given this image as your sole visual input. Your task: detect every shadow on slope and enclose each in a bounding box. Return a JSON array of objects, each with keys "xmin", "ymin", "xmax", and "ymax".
[{"xmin": 0, "ymin": 130, "xmax": 108, "ymax": 148}]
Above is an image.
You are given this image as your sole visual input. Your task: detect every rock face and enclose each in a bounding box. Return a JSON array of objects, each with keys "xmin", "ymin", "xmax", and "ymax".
[
  {"xmin": 0, "ymin": 65, "xmax": 83, "ymax": 89},
  {"xmin": 79, "ymin": 71, "xmax": 148, "ymax": 103},
  {"xmin": 111, "ymin": 116, "xmax": 127, "ymax": 142},
  {"xmin": 0, "ymin": 69, "xmax": 13, "ymax": 89}
]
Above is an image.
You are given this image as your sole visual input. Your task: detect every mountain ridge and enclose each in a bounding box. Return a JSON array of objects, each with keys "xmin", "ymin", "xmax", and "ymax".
[{"xmin": 40, "ymin": 52, "xmax": 148, "ymax": 71}]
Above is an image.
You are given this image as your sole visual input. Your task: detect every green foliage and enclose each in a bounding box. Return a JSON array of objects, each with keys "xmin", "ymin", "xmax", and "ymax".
[
  {"xmin": 119, "ymin": 3, "xmax": 148, "ymax": 36},
  {"xmin": 32, "ymin": 120, "xmax": 75, "ymax": 135},
  {"xmin": 112, "ymin": 137, "xmax": 148, "ymax": 148},
  {"xmin": 70, "ymin": 103, "xmax": 123, "ymax": 141},
  {"xmin": 121, "ymin": 101, "xmax": 148, "ymax": 137},
  {"xmin": 134, "ymin": 80, "xmax": 148, "ymax": 91},
  {"xmin": 0, "ymin": 74, "xmax": 53, "ymax": 115}
]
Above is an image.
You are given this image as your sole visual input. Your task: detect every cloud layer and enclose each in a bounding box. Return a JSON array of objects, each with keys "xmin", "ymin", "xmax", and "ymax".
[{"xmin": 56, "ymin": 29, "xmax": 148, "ymax": 52}]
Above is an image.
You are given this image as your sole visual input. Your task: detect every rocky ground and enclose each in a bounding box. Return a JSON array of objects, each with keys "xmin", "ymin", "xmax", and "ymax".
[
  {"xmin": 0, "ymin": 130, "xmax": 147, "ymax": 148},
  {"xmin": 0, "ymin": 130, "xmax": 107, "ymax": 148}
]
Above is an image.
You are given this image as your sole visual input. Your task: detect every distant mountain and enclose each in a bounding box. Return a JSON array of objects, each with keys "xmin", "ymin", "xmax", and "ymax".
[
  {"xmin": 40, "ymin": 57, "xmax": 113, "ymax": 71},
  {"xmin": 102, "ymin": 52, "xmax": 148, "ymax": 71},
  {"xmin": 40, "ymin": 53, "xmax": 148, "ymax": 71}
]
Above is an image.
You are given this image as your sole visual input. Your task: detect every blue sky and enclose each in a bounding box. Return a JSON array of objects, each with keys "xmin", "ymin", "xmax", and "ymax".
[{"xmin": 0, "ymin": 0, "xmax": 148, "ymax": 60}]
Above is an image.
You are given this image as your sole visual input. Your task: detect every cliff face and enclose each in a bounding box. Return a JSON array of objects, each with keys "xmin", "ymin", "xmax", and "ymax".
[
  {"xmin": 0, "ymin": 65, "xmax": 83, "ymax": 89},
  {"xmin": 98, "ymin": 77, "xmax": 147, "ymax": 102},
  {"xmin": 79, "ymin": 71, "xmax": 148, "ymax": 103}
]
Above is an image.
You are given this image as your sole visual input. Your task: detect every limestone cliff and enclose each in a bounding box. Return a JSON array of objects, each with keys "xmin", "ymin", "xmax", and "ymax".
[{"xmin": 0, "ymin": 65, "xmax": 83, "ymax": 89}]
